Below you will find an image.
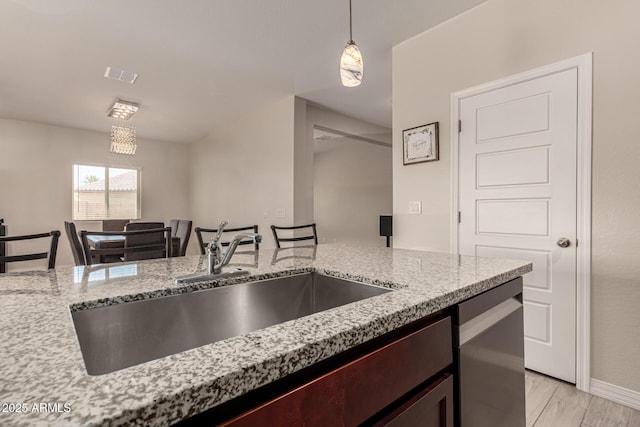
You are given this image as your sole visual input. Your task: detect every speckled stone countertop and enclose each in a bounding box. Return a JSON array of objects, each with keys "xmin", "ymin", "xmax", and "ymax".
[{"xmin": 0, "ymin": 244, "xmax": 531, "ymax": 426}]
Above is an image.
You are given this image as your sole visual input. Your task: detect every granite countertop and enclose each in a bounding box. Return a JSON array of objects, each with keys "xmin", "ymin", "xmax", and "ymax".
[{"xmin": 0, "ymin": 244, "xmax": 531, "ymax": 426}]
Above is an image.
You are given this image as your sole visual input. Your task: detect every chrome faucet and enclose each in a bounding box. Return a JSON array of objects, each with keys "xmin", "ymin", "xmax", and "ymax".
[{"xmin": 207, "ymin": 220, "xmax": 262, "ymax": 274}]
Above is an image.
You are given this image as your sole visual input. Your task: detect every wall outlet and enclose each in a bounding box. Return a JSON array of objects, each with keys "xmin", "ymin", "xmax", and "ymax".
[
  {"xmin": 275, "ymin": 208, "xmax": 286, "ymax": 218},
  {"xmin": 408, "ymin": 200, "xmax": 422, "ymax": 214},
  {"xmin": 262, "ymin": 208, "xmax": 269, "ymax": 218}
]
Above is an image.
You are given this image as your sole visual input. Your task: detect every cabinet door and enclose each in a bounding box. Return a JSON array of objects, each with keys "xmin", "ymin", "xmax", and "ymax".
[
  {"xmin": 222, "ymin": 317, "xmax": 452, "ymax": 427},
  {"xmin": 379, "ymin": 374, "xmax": 454, "ymax": 427}
]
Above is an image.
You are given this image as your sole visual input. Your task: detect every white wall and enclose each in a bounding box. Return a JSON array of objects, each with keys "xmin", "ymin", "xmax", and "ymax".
[
  {"xmin": 392, "ymin": 0, "xmax": 640, "ymax": 393},
  {"xmin": 188, "ymin": 96, "xmax": 296, "ymax": 250},
  {"xmin": 314, "ymin": 136, "xmax": 392, "ymax": 246},
  {"xmin": 0, "ymin": 118, "xmax": 189, "ymax": 268}
]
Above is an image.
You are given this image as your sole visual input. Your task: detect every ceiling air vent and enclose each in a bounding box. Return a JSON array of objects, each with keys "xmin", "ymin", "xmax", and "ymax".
[{"xmin": 104, "ymin": 66, "xmax": 139, "ymax": 84}]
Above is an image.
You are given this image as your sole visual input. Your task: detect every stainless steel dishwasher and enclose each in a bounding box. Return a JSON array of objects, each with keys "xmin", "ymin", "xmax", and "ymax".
[{"xmin": 454, "ymin": 277, "xmax": 525, "ymax": 427}]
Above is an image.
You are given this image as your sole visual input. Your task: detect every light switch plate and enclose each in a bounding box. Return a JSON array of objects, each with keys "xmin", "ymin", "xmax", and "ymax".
[
  {"xmin": 408, "ymin": 200, "xmax": 422, "ymax": 214},
  {"xmin": 275, "ymin": 208, "xmax": 286, "ymax": 218}
]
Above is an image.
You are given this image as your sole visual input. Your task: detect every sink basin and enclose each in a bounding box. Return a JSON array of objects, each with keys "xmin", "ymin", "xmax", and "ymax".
[{"xmin": 71, "ymin": 272, "xmax": 391, "ymax": 375}]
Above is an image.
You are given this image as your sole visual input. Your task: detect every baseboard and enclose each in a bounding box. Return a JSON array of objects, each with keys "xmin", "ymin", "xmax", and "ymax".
[{"xmin": 590, "ymin": 378, "xmax": 640, "ymax": 411}]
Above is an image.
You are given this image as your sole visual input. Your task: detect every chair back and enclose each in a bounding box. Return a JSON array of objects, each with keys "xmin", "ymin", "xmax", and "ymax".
[
  {"xmin": 0, "ymin": 230, "xmax": 61, "ymax": 270},
  {"xmin": 270, "ymin": 223, "xmax": 318, "ymax": 248},
  {"xmin": 64, "ymin": 221, "xmax": 86, "ymax": 266},
  {"xmin": 194, "ymin": 225, "xmax": 259, "ymax": 255},
  {"xmin": 0, "ymin": 219, "xmax": 6, "ymax": 273},
  {"xmin": 102, "ymin": 219, "xmax": 130, "ymax": 232},
  {"xmin": 79, "ymin": 226, "xmax": 172, "ymax": 265},
  {"xmin": 169, "ymin": 219, "xmax": 192, "ymax": 256},
  {"xmin": 123, "ymin": 222, "xmax": 167, "ymax": 261}
]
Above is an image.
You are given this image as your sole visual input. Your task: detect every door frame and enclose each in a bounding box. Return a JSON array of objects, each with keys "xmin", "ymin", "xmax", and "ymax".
[{"xmin": 450, "ymin": 53, "xmax": 593, "ymax": 392}]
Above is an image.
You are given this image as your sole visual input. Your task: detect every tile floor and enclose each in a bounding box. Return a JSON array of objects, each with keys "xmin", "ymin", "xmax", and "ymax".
[{"xmin": 526, "ymin": 370, "xmax": 640, "ymax": 427}]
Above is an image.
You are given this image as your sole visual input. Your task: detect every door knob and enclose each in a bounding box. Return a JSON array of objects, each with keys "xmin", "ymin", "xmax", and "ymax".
[{"xmin": 556, "ymin": 238, "xmax": 571, "ymax": 248}]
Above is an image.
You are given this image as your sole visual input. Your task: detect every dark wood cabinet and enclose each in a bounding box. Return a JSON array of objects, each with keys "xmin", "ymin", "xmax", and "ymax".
[
  {"xmin": 372, "ymin": 374, "xmax": 453, "ymax": 427},
  {"xmin": 221, "ymin": 317, "xmax": 452, "ymax": 427}
]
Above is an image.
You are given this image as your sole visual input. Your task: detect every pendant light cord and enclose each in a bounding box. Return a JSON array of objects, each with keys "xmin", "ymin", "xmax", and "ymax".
[{"xmin": 349, "ymin": 0, "xmax": 353, "ymax": 43}]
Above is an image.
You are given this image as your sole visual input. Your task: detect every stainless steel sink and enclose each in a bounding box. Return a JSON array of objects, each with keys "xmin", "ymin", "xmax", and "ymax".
[{"xmin": 71, "ymin": 272, "xmax": 391, "ymax": 375}]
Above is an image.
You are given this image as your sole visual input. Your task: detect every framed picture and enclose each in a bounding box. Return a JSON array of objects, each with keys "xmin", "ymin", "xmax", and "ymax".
[{"xmin": 403, "ymin": 122, "xmax": 439, "ymax": 165}]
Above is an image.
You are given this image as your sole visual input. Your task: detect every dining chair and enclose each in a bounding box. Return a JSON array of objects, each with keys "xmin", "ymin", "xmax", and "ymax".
[
  {"xmin": 270, "ymin": 223, "xmax": 318, "ymax": 248},
  {"xmin": 79, "ymin": 227, "xmax": 172, "ymax": 265},
  {"xmin": 102, "ymin": 219, "xmax": 130, "ymax": 232},
  {"xmin": 64, "ymin": 221, "xmax": 86, "ymax": 266},
  {"xmin": 194, "ymin": 224, "xmax": 259, "ymax": 255},
  {"xmin": 0, "ymin": 230, "xmax": 61, "ymax": 271},
  {"xmin": 0, "ymin": 218, "xmax": 6, "ymax": 273},
  {"xmin": 123, "ymin": 222, "xmax": 167, "ymax": 261},
  {"xmin": 169, "ymin": 219, "xmax": 192, "ymax": 256}
]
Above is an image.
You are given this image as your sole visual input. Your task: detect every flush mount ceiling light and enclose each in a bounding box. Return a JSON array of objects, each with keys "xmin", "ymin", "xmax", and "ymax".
[
  {"xmin": 339, "ymin": 0, "xmax": 363, "ymax": 87},
  {"xmin": 107, "ymin": 99, "xmax": 140, "ymax": 120},
  {"xmin": 107, "ymin": 99, "xmax": 139, "ymax": 155}
]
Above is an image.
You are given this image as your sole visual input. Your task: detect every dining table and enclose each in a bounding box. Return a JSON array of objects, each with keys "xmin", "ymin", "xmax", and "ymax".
[{"xmin": 86, "ymin": 234, "xmax": 181, "ymax": 260}]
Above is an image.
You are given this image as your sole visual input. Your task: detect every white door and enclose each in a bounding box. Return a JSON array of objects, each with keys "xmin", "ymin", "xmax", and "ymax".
[{"xmin": 458, "ymin": 68, "xmax": 578, "ymax": 383}]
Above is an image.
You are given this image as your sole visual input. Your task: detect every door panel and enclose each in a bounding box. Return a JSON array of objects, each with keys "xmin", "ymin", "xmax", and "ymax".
[
  {"xmin": 476, "ymin": 92, "xmax": 550, "ymax": 141},
  {"xmin": 476, "ymin": 246, "xmax": 551, "ymax": 291},
  {"xmin": 522, "ymin": 301, "xmax": 551, "ymax": 343},
  {"xmin": 459, "ymin": 68, "xmax": 577, "ymax": 382},
  {"xmin": 477, "ymin": 199, "xmax": 550, "ymax": 236},
  {"xmin": 476, "ymin": 146, "xmax": 550, "ymax": 187}
]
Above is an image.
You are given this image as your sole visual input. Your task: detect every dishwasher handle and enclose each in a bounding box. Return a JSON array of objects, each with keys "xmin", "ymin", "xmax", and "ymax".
[{"xmin": 457, "ymin": 297, "xmax": 522, "ymax": 346}]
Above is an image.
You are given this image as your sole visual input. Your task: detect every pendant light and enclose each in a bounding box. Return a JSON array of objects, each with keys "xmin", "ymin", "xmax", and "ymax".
[
  {"xmin": 340, "ymin": 0, "xmax": 363, "ymax": 87},
  {"xmin": 107, "ymin": 99, "xmax": 139, "ymax": 155}
]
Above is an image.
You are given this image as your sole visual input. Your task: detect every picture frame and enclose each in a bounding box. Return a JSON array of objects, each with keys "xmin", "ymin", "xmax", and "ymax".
[{"xmin": 402, "ymin": 122, "xmax": 439, "ymax": 165}]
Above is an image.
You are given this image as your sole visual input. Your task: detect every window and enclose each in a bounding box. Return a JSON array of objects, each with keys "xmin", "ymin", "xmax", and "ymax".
[{"xmin": 72, "ymin": 164, "xmax": 140, "ymax": 220}]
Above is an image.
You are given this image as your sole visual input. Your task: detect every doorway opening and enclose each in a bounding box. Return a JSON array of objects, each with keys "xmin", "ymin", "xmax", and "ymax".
[{"xmin": 312, "ymin": 125, "xmax": 392, "ymax": 246}]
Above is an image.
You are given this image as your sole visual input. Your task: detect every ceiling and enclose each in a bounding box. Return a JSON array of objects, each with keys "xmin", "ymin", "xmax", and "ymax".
[{"xmin": 0, "ymin": 0, "xmax": 487, "ymax": 144}]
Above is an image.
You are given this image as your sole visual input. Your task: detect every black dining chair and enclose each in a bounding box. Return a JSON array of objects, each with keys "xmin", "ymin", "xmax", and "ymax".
[
  {"xmin": 0, "ymin": 218, "xmax": 6, "ymax": 273},
  {"xmin": 270, "ymin": 223, "xmax": 318, "ymax": 248},
  {"xmin": 79, "ymin": 227, "xmax": 172, "ymax": 265},
  {"xmin": 194, "ymin": 224, "xmax": 259, "ymax": 254},
  {"xmin": 0, "ymin": 230, "xmax": 61, "ymax": 271},
  {"xmin": 123, "ymin": 222, "xmax": 168, "ymax": 261},
  {"xmin": 64, "ymin": 221, "xmax": 86, "ymax": 266},
  {"xmin": 169, "ymin": 219, "xmax": 192, "ymax": 256}
]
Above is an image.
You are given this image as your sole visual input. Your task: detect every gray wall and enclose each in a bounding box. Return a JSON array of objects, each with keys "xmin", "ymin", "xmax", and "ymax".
[{"xmin": 392, "ymin": 0, "xmax": 640, "ymax": 392}]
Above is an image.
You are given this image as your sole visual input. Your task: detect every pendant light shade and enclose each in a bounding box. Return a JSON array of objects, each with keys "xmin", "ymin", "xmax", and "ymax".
[
  {"xmin": 340, "ymin": 0, "xmax": 363, "ymax": 87},
  {"xmin": 110, "ymin": 121, "xmax": 137, "ymax": 155},
  {"xmin": 340, "ymin": 41, "xmax": 363, "ymax": 87}
]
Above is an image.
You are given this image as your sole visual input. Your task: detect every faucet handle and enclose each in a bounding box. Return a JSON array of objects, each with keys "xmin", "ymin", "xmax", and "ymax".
[{"xmin": 214, "ymin": 220, "xmax": 228, "ymax": 242}]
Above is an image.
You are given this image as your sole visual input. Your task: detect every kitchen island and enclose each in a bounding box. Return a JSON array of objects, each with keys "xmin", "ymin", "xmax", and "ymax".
[{"xmin": 0, "ymin": 244, "xmax": 531, "ymax": 426}]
